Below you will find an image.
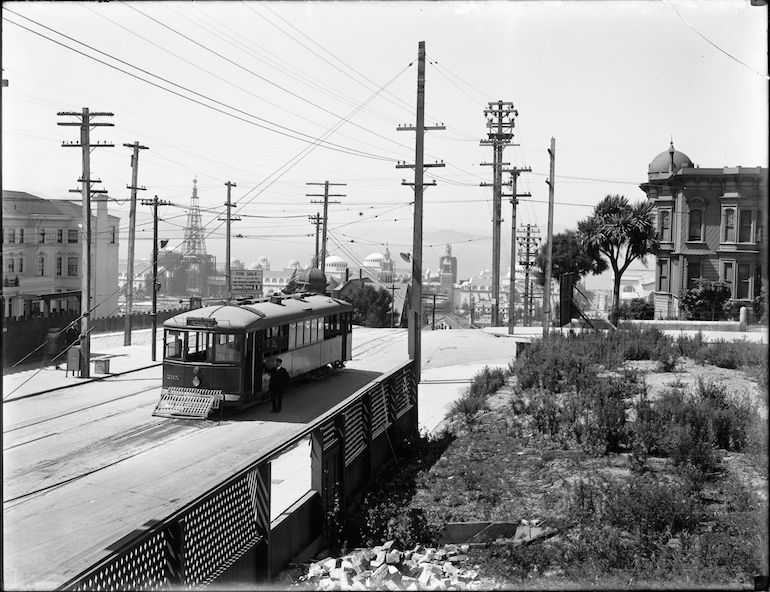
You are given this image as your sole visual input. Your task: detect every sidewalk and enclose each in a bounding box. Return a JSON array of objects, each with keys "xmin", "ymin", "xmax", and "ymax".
[{"xmin": 2, "ymin": 338, "xmax": 161, "ymax": 402}]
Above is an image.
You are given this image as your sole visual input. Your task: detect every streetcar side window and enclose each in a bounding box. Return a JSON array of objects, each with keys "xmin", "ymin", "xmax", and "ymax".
[
  {"xmin": 312, "ymin": 317, "xmax": 320, "ymax": 342},
  {"xmin": 264, "ymin": 325, "xmax": 289, "ymax": 356},
  {"xmin": 325, "ymin": 314, "xmax": 341, "ymax": 339},
  {"xmin": 165, "ymin": 330, "xmax": 184, "ymax": 359}
]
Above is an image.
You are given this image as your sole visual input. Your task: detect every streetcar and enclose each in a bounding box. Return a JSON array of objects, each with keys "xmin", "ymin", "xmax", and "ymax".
[{"xmin": 153, "ymin": 292, "xmax": 353, "ymax": 419}]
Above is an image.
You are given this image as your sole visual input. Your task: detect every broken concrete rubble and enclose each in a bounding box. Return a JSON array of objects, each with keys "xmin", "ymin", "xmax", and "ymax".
[{"xmin": 290, "ymin": 541, "xmax": 483, "ymax": 590}]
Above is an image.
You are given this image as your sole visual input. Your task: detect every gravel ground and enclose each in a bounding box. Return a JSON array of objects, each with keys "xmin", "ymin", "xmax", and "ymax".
[{"xmin": 89, "ymin": 328, "xmax": 162, "ymax": 350}]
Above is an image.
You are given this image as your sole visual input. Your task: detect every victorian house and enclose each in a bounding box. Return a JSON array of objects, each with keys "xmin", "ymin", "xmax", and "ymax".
[{"xmin": 640, "ymin": 144, "xmax": 767, "ymax": 318}]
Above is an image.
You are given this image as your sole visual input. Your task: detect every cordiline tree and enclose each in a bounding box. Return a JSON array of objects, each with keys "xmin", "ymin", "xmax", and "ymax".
[
  {"xmin": 577, "ymin": 195, "xmax": 659, "ymax": 326},
  {"xmin": 534, "ymin": 229, "xmax": 608, "ymax": 283}
]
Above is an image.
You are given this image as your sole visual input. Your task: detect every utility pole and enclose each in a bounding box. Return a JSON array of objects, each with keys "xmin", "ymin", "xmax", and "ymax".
[
  {"xmin": 59, "ymin": 108, "xmax": 114, "ymax": 378},
  {"xmin": 307, "ymin": 182, "xmax": 345, "ymax": 274},
  {"xmin": 122, "ymin": 141, "xmax": 148, "ymax": 346},
  {"xmin": 432, "ymin": 293, "xmax": 436, "ymax": 330},
  {"xmin": 517, "ymin": 224, "xmax": 541, "ymax": 326},
  {"xmin": 396, "ymin": 41, "xmax": 445, "ymax": 383},
  {"xmin": 480, "ymin": 101, "xmax": 516, "ymax": 327},
  {"xmin": 142, "ymin": 195, "xmax": 172, "ymax": 361},
  {"xmin": 543, "ymin": 138, "xmax": 556, "ymax": 337},
  {"xmin": 502, "ymin": 167, "xmax": 531, "ymax": 334},
  {"xmin": 223, "ymin": 182, "xmax": 238, "ymax": 299},
  {"xmin": 308, "ymin": 213, "xmax": 322, "ymax": 267}
]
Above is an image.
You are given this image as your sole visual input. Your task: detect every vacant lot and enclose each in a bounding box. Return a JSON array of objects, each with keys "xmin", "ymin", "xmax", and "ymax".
[{"xmin": 336, "ymin": 331, "xmax": 769, "ymax": 590}]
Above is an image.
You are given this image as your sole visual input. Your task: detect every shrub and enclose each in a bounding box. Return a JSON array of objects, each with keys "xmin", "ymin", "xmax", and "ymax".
[
  {"xmin": 618, "ymin": 297, "xmax": 654, "ymax": 320},
  {"xmin": 680, "ymin": 279, "xmax": 731, "ymax": 321},
  {"xmin": 349, "ymin": 430, "xmax": 452, "ymax": 549},
  {"xmin": 656, "ymin": 348, "xmax": 680, "ymax": 372}
]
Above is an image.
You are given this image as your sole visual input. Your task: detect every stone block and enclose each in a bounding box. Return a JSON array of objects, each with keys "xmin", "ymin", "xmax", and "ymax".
[
  {"xmin": 381, "ymin": 540, "xmax": 395, "ymax": 550},
  {"xmin": 418, "ymin": 549, "xmax": 434, "ymax": 563},
  {"xmin": 371, "ymin": 550, "xmax": 387, "ymax": 567},
  {"xmin": 322, "ymin": 557, "xmax": 338, "ymax": 572},
  {"xmin": 317, "ymin": 577, "xmax": 335, "ymax": 591},
  {"xmin": 386, "ymin": 565, "xmax": 402, "ymax": 583},
  {"xmin": 418, "ymin": 568, "xmax": 435, "ymax": 585},
  {"xmin": 385, "ymin": 549, "xmax": 402, "ymax": 565},
  {"xmin": 371, "ymin": 564, "xmax": 389, "ymax": 582}
]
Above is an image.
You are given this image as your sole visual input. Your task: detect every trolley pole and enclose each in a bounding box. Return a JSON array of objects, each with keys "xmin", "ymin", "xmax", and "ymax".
[
  {"xmin": 543, "ymin": 138, "xmax": 556, "ymax": 336},
  {"xmin": 309, "ymin": 213, "xmax": 322, "ymax": 267},
  {"xmin": 123, "ymin": 141, "xmax": 148, "ymax": 346},
  {"xmin": 517, "ymin": 224, "xmax": 541, "ymax": 326},
  {"xmin": 502, "ymin": 167, "xmax": 531, "ymax": 334},
  {"xmin": 142, "ymin": 195, "xmax": 172, "ymax": 361},
  {"xmin": 480, "ymin": 101, "xmax": 516, "ymax": 328},
  {"xmin": 224, "ymin": 181, "xmax": 237, "ymax": 300},
  {"xmin": 307, "ymin": 182, "xmax": 345, "ymax": 274},
  {"xmin": 396, "ymin": 41, "xmax": 445, "ymax": 382},
  {"xmin": 59, "ymin": 108, "xmax": 114, "ymax": 378}
]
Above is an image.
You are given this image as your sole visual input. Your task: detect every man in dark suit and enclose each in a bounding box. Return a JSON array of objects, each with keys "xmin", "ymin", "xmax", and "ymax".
[{"xmin": 266, "ymin": 358, "xmax": 290, "ymax": 412}]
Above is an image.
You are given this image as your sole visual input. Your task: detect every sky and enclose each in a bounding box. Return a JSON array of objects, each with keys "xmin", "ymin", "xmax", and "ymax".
[{"xmin": 2, "ymin": 0, "xmax": 768, "ymax": 289}]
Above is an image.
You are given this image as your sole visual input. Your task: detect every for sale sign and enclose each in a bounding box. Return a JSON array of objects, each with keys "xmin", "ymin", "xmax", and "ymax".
[{"xmin": 232, "ymin": 269, "xmax": 263, "ymax": 294}]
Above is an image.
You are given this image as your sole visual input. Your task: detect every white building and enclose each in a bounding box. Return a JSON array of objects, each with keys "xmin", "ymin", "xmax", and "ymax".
[{"xmin": 2, "ymin": 191, "xmax": 120, "ymax": 319}]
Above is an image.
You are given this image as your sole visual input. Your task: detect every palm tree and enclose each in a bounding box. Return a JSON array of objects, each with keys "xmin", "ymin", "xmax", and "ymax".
[{"xmin": 577, "ymin": 195, "xmax": 659, "ymax": 326}]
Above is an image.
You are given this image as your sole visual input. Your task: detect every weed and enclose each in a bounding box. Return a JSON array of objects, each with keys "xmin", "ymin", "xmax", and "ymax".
[{"xmin": 447, "ymin": 366, "xmax": 508, "ymax": 424}]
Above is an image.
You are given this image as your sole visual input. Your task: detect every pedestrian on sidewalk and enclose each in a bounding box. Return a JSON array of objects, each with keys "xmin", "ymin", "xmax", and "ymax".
[
  {"xmin": 42, "ymin": 328, "xmax": 64, "ymax": 370},
  {"xmin": 265, "ymin": 358, "xmax": 290, "ymax": 413}
]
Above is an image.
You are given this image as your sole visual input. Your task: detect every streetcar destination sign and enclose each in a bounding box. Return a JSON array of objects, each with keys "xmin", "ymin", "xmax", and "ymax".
[
  {"xmin": 186, "ymin": 317, "xmax": 217, "ymax": 327},
  {"xmin": 232, "ymin": 269, "xmax": 263, "ymax": 294}
]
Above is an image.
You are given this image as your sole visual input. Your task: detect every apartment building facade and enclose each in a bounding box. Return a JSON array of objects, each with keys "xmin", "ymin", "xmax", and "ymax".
[{"xmin": 2, "ymin": 190, "xmax": 120, "ymax": 319}]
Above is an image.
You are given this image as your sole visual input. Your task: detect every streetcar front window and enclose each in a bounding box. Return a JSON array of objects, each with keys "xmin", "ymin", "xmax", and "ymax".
[
  {"xmin": 165, "ymin": 330, "xmax": 184, "ymax": 360},
  {"xmin": 187, "ymin": 331, "xmax": 211, "ymax": 362}
]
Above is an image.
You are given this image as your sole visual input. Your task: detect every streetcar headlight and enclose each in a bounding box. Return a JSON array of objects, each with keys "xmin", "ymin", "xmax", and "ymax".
[{"xmin": 192, "ymin": 366, "xmax": 201, "ymax": 387}]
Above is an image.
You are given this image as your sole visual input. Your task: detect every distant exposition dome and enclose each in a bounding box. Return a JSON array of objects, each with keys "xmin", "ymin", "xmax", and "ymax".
[
  {"xmin": 325, "ymin": 255, "xmax": 348, "ymax": 269},
  {"xmin": 364, "ymin": 253, "xmax": 385, "ymax": 267},
  {"xmin": 248, "ymin": 256, "xmax": 270, "ymax": 270}
]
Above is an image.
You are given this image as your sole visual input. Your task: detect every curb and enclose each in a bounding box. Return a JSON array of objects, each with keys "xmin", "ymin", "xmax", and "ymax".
[{"xmin": 3, "ymin": 362, "xmax": 162, "ymax": 403}]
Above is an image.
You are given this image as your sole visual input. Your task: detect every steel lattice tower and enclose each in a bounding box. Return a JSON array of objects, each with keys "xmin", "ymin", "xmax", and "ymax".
[{"xmin": 182, "ymin": 178, "xmax": 207, "ymax": 256}]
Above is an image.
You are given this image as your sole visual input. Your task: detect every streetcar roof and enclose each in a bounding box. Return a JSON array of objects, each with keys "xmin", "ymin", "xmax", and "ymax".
[{"xmin": 163, "ymin": 293, "xmax": 353, "ymax": 332}]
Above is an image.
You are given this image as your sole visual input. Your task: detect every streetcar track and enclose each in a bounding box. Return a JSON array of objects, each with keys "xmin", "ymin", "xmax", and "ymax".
[
  {"xmin": 349, "ymin": 330, "xmax": 405, "ymax": 359},
  {"xmin": 3, "ymin": 383, "xmax": 160, "ymax": 436},
  {"xmin": 3, "ymin": 448, "xmax": 149, "ymax": 507}
]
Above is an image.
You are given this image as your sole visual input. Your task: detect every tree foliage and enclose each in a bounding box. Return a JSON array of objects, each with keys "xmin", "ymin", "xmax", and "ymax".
[
  {"xmin": 534, "ymin": 229, "xmax": 608, "ymax": 286},
  {"xmin": 577, "ymin": 195, "xmax": 659, "ymax": 326},
  {"xmin": 348, "ymin": 284, "xmax": 393, "ymax": 327}
]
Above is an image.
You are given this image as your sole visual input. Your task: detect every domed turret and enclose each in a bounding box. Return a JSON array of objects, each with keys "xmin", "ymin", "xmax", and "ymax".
[
  {"xmin": 295, "ymin": 267, "xmax": 327, "ymax": 293},
  {"xmin": 648, "ymin": 142, "xmax": 693, "ymax": 177}
]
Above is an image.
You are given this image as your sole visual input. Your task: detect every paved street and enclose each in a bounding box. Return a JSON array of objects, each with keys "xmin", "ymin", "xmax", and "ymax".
[{"xmin": 2, "ymin": 326, "xmax": 526, "ymax": 590}]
